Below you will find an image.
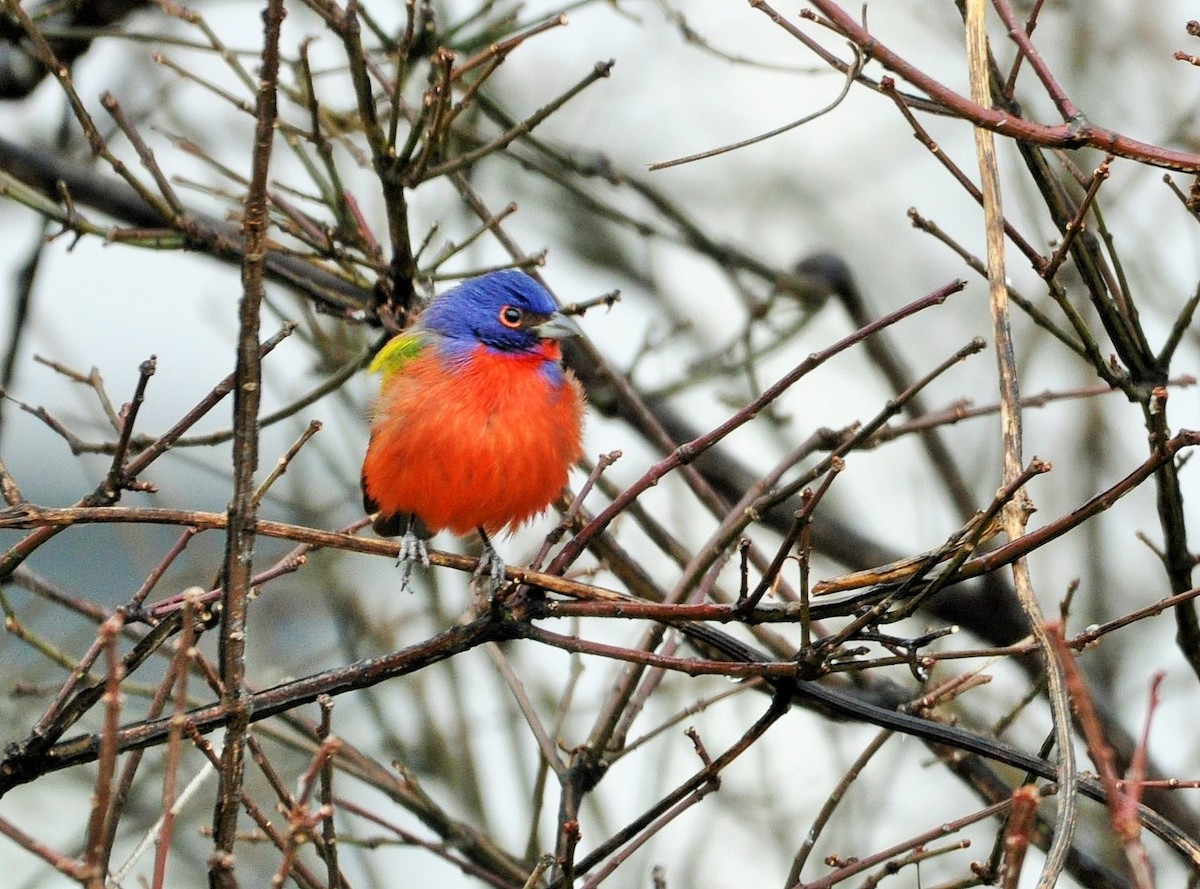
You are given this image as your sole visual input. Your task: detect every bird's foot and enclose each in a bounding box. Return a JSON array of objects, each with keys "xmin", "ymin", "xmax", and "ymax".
[
  {"xmin": 396, "ymin": 529, "xmax": 431, "ymax": 593},
  {"xmin": 472, "ymin": 530, "xmax": 507, "ymax": 595}
]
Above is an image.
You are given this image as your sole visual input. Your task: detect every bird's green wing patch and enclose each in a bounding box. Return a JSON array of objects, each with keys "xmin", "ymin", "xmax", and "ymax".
[{"xmin": 369, "ymin": 332, "xmax": 427, "ymax": 379}]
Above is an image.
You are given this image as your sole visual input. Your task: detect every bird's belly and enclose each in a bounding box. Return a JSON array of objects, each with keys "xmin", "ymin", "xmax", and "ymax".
[{"xmin": 363, "ymin": 352, "xmax": 583, "ymax": 536}]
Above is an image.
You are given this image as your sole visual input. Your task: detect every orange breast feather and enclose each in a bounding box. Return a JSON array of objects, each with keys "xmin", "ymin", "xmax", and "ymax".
[{"xmin": 362, "ymin": 343, "xmax": 584, "ymax": 536}]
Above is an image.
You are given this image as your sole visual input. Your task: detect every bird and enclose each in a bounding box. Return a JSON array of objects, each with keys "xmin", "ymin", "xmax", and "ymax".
[{"xmin": 361, "ymin": 269, "xmax": 586, "ymax": 589}]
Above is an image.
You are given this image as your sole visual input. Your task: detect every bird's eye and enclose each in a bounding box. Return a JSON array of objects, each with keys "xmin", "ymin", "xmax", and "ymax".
[{"xmin": 499, "ymin": 306, "xmax": 524, "ymax": 328}]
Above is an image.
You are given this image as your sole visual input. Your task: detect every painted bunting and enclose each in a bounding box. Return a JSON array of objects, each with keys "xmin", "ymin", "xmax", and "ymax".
[{"xmin": 361, "ymin": 269, "xmax": 586, "ymax": 587}]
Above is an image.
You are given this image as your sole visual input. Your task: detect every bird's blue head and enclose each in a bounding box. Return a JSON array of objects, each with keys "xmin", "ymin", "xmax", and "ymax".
[{"xmin": 421, "ymin": 270, "xmax": 577, "ymax": 354}]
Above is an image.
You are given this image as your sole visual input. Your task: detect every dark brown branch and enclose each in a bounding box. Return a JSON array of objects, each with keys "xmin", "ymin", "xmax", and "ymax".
[{"xmin": 210, "ymin": 1, "xmax": 285, "ymax": 882}]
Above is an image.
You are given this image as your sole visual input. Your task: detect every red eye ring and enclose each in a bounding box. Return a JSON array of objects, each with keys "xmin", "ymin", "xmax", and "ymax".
[{"xmin": 499, "ymin": 305, "xmax": 523, "ymax": 328}]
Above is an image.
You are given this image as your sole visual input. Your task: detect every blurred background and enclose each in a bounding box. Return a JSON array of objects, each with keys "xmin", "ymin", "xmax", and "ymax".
[{"xmin": 0, "ymin": 1, "xmax": 1198, "ymax": 886}]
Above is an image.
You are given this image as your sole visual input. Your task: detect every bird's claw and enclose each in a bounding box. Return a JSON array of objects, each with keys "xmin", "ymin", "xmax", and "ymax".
[
  {"xmin": 395, "ymin": 529, "xmax": 431, "ymax": 593},
  {"xmin": 398, "ymin": 529, "xmax": 431, "ymax": 568},
  {"xmin": 472, "ymin": 538, "xmax": 507, "ymax": 594}
]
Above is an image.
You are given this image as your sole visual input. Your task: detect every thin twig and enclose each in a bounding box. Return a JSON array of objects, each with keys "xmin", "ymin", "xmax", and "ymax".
[{"xmin": 964, "ymin": 5, "xmax": 1075, "ymax": 884}]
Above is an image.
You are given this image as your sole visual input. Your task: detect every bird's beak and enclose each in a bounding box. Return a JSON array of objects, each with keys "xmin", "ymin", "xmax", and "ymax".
[{"xmin": 531, "ymin": 311, "xmax": 581, "ymax": 340}]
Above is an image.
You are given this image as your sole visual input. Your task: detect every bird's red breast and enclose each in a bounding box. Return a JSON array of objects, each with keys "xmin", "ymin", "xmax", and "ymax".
[{"xmin": 361, "ymin": 340, "xmax": 585, "ymax": 536}]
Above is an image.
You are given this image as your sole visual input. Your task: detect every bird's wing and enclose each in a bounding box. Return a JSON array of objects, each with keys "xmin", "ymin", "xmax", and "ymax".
[
  {"xmin": 364, "ymin": 326, "xmax": 446, "ymax": 535},
  {"xmin": 368, "ymin": 330, "xmax": 429, "ymax": 380},
  {"xmin": 363, "ymin": 330, "xmax": 432, "ymax": 532}
]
